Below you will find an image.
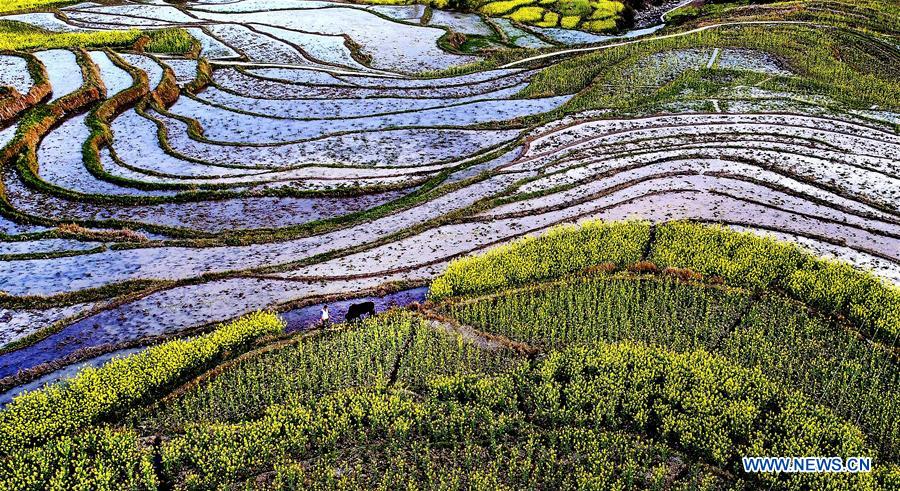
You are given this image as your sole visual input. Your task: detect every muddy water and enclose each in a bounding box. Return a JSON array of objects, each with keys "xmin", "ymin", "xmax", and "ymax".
[
  {"xmin": 0, "ymin": 347, "xmax": 144, "ymax": 408},
  {"xmin": 0, "ymin": 287, "xmax": 428, "ymax": 382},
  {"xmin": 0, "ymin": 306, "xmax": 147, "ymax": 379},
  {"xmin": 280, "ymin": 286, "xmax": 428, "ymax": 331}
]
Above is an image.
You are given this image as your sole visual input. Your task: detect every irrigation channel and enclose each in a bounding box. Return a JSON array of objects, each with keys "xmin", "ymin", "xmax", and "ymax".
[{"xmin": 0, "ymin": 0, "xmax": 898, "ymax": 399}]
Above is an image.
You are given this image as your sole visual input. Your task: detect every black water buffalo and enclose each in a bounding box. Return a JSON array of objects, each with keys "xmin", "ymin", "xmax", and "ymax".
[{"xmin": 345, "ymin": 301, "xmax": 376, "ymax": 322}]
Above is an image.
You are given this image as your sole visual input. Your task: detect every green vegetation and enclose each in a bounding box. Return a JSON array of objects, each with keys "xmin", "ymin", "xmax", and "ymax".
[
  {"xmin": 664, "ymin": 0, "xmax": 900, "ymax": 44},
  {"xmin": 429, "ymin": 220, "xmax": 650, "ymax": 300},
  {"xmin": 159, "ymin": 341, "xmax": 880, "ymax": 489},
  {"xmin": 139, "ymin": 312, "xmax": 415, "ymax": 431},
  {"xmin": 0, "ymin": 21, "xmax": 194, "ymax": 54},
  {"xmin": 432, "ymin": 220, "xmax": 900, "ymax": 348},
  {"xmin": 0, "ymin": 428, "xmax": 157, "ymax": 491},
  {"xmin": 1, "ymin": 0, "xmax": 899, "ymax": 485},
  {"xmin": 0, "ymin": 20, "xmax": 140, "ymax": 52},
  {"xmin": 445, "ymin": 274, "xmax": 900, "ymax": 460},
  {"xmin": 358, "ymin": 0, "xmax": 634, "ymax": 32},
  {"xmin": 521, "ymin": 344, "xmax": 874, "ymax": 489},
  {"xmin": 260, "ymin": 428, "xmax": 729, "ymax": 490},
  {"xmin": 0, "ymin": 0, "xmax": 78, "ymax": 14},
  {"xmin": 650, "ymin": 222, "xmax": 900, "ymax": 347},
  {"xmin": 0, "ymin": 312, "xmax": 283, "ymax": 456},
  {"xmin": 143, "ymin": 28, "xmax": 196, "ymax": 55},
  {"xmin": 444, "ymin": 274, "xmax": 751, "ymax": 350},
  {"xmin": 396, "ymin": 312, "xmax": 521, "ymax": 387},
  {"xmin": 137, "ymin": 310, "xmax": 519, "ymax": 433},
  {"xmin": 1, "ymin": 220, "xmax": 898, "ymax": 488},
  {"xmin": 519, "ymin": 24, "xmax": 900, "ymax": 111}
]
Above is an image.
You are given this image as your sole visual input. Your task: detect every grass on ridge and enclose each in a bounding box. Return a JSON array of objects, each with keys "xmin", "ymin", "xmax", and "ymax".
[
  {"xmin": 0, "ymin": 0, "xmax": 80, "ymax": 14},
  {"xmin": 0, "ymin": 21, "xmax": 194, "ymax": 54},
  {"xmin": 143, "ymin": 27, "xmax": 195, "ymax": 54},
  {"xmin": 518, "ymin": 24, "xmax": 900, "ymax": 111},
  {"xmin": 0, "ymin": 20, "xmax": 140, "ymax": 51},
  {"xmin": 356, "ymin": 0, "xmax": 631, "ymax": 33}
]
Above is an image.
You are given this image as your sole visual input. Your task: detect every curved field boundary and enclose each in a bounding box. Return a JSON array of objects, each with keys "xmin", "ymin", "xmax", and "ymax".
[
  {"xmin": 435, "ymin": 270, "xmax": 900, "ymax": 459},
  {"xmin": 1, "ymin": 110, "xmax": 892, "ymax": 300},
  {"xmin": 0, "ymin": 278, "xmax": 428, "ymax": 393},
  {"xmin": 499, "ymin": 21, "xmax": 823, "ymax": 69},
  {"xmin": 0, "ymin": 4, "xmax": 898, "ymax": 410},
  {"xmin": 429, "ymin": 220, "xmax": 899, "ymax": 348},
  {"xmin": 0, "ymin": 48, "xmax": 102, "ymax": 168},
  {"xmin": 0, "ymin": 52, "xmax": 51, "ymax": 125}
]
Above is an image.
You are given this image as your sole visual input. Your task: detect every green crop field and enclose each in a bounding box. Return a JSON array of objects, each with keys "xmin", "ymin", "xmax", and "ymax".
[
  {"xmin": 0, "ymin": 0, "xmax": 898, "ymax": 488},
  {"xmin": 0, "ymin": 0, "xmax": 77, "ymax": 14},
  {"xmin": 361, "ymin": 0, "xmax": 632, "ymax": 33},
  {"xmin": 1, "ymin": 222, "xmax": 898, "ymax": 489}
]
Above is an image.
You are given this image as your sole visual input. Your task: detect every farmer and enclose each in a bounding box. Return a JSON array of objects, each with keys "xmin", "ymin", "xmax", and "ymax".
[{"xmin": 320, "ymin": 305, "xmax": 330, "ymax": 326}]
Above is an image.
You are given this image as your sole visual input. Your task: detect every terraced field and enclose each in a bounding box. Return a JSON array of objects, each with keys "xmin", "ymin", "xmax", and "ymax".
[
  {"xmin": 1, "ymin": 221, "xmax": 898, "ymax": 489},
  {"xmin": 0, "ymin": 0, "xmax": 898, "ymax": 488}
]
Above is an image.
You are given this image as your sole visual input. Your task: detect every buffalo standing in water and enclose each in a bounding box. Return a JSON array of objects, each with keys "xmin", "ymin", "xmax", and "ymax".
[{"xmin": 345, "ymin": 301, "xmax": 376, "ymax": 322}]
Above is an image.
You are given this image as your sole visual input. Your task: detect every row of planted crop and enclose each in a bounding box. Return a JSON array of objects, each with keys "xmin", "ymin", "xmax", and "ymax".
[
  {"xmin": 0, "ymin": 307, "xmax": 893, "ymax": 488},
  {"xmin": 140, "ymin": 311, "xmax": 415, "ymax": 433},
  {"xmin": 0, "ymin": 427, "xmax": 156, "ymax": 491},
  {"xmin": 444, "ymin": 274, "xmax": 900, "ymax": 461},
  {"xmin": 141, "ymin": 310, "xmax": 519, "ymax": 434},
  {"xmin": 159, "ymin": 339, "xmax": 890, "ymax": 489},
  {"xmin": 264, "ymin": 426, "xmax": 729, "ymax": 489},
  {"xmin": 0, "ymin": 309, "xmax": 510, "ymax": 490},
  {"xmin": 0, "ymin": 311, "xmax": 285, "ymax": 456},
  {"xmin": 428, "ymin": 220, "xmax": 900, "ymax": 349},
  {"xmin": 0, "ymin": 19, "xmax": 194, "ymax": 54},
  {"xmin": 428, "ymin": 219, "xmax": 651, "ymax": 300},
  {"xmin": 444, "ymin": 274, "xmax": 751, "ymax": 350},
  {"xmin": 652, "ymin": 221, "xmax": 900, "ymax": 347}
]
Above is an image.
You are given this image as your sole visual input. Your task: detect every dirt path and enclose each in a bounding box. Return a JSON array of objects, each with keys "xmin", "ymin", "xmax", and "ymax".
[{"xmin": 419, "ymin": 308, "xmax": 541, "ymax": 356}]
